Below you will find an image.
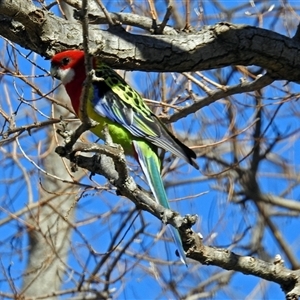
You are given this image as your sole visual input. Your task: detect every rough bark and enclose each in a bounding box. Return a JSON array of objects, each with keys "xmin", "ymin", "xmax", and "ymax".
[{"xmin": 1, "ymin": 0, "xmax": 300, "ymax": 82}]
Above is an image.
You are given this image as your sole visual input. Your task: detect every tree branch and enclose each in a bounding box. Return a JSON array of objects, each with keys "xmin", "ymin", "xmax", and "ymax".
[
  {"xmin": 190, "ymin": 245, "xmax": 300, "ymax": 298},
  {"xmin": 1, "ymin": 0, "xmax": 300, "ymax": 82},
  {"xmin": 55, "ymin": 129, "xmax": 300, "ymax": 296}
]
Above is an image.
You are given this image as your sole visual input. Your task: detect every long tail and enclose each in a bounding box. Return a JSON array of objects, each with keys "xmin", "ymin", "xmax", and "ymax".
[{"xmin": 133, "ymin": 140, "xmax": 187, "ymax": 265}]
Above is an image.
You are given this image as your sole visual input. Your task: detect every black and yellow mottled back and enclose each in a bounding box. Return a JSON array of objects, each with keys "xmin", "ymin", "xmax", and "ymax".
[{"xmin": 91, "ymin": 59, "xmax": 198, "ymax": 169}]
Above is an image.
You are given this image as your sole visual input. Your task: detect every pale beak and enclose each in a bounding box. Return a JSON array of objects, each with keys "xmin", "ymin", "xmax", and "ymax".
[{"xmin": 50, "ymin": 64, "xmax": 60, "ymax": 79}]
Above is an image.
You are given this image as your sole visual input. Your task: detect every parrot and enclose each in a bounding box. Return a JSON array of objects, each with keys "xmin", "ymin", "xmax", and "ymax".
[{"xmin": 50, "ymin": 50, "xmax": 199, "ymax": 264}]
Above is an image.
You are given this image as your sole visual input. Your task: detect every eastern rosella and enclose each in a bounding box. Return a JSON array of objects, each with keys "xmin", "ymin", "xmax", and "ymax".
[{"xmin": 50, "ymin": 50, "xmax": 198, "ymax": 264}]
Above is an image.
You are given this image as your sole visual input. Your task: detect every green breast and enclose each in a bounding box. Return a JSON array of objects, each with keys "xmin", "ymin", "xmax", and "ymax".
[{"xmin": 85, "ymin": 98, "xmax": 135, "ymax": 155}]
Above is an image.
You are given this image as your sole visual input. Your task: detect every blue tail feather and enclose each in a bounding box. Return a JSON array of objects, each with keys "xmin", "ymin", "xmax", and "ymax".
[{"xmin": 133, "ymin": 141, "xmax": 187, "ymax": 265}]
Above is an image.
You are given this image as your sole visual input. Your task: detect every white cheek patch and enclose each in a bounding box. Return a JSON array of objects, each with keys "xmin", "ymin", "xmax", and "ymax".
[{"xmin": 59, "ymin": 68, "xmax": 75, "ymax": 85}]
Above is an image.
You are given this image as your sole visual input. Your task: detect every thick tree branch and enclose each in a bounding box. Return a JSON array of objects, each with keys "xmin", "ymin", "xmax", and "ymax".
[
  {"xmin": 190, "ymin": 245, "xmax": 300, "ymax": 298},
  {"xmin": 55, "ymin": 121, "xmax": 200, "ymax": 248},
  {"xmin": 55, "ymin": 140, "xmax": 199, "ymax": 244},
  {"xmin": 1, "ymin": 0, "xmax": 300, "ymax": 82}
]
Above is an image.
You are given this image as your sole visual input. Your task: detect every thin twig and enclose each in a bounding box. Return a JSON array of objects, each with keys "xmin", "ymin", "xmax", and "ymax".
[
  {"xmin": 77, "ymin": 0, "xmax": 98, "ymax": 134},
  {"xmin": 184, "ymin": 0, "xmax": 191, "ymax": 31},
  {"xmin": 94, "ymin": 0, "xmax": 115, "ymax": 26},
  {"xmin": 182, "ymin": 72, "xmax": 212, "ymax": 94},
  {"xmin": 147, "ymin": 0, "xmax": 158, "ymax": 20},
  {"xmin": 147, "ymin": 0, "xmax": 158, "ymax": 32},
  {"xmin": 0, "ymin": 119, "xmax": 61, "ymax": 146},
  {"xmin": 157, "ymin": 2, "xmax": 173, "ymax": 34},
  {"xmin": 164, "ymin": 73, "xmax": 275, "ymax": 123},
  {"xmin": 15, "ymin": 136, "xmax": 83, "ymax": 186}
]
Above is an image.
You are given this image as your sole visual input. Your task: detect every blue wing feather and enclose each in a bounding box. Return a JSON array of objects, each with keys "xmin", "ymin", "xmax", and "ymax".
[
  {"xmin": 92, "ymin": 83, "xmax": 152, "ymax": 138},
  {"xmin": 90, "ymin": 68, "xmax": 199, "ymax": 169}
]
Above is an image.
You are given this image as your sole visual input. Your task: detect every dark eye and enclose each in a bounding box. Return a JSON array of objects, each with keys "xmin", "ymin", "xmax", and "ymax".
[{"xmin": 62, "ymin": 57, "xmax": 70, "ymax": 66}]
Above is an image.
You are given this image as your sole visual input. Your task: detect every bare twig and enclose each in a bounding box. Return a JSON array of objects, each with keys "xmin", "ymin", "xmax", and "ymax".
[
  {"xmin": 147, "ymin": 0, "xmax": 158, "ymax": 20},
  {"xmin": 164, "ymin": 73, "xmax": 275, "ymax": 123},
  {"xmin": 94, "ymin": 0, "xmax": 115, "ymax": 26},
  {"xmin": 157, "ymin": 2, "xmax": 173, "ymax": 34},
  {"xmin": 184, "ymin": 0, "xmax": 190, "ymax": 31}
]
